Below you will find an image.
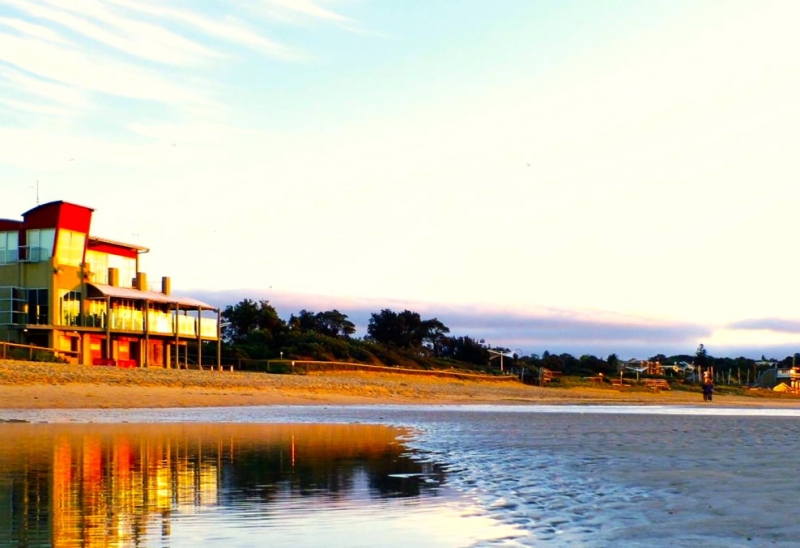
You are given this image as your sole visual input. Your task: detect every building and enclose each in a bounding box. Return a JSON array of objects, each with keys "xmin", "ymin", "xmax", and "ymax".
[
  {"xmin": 0, "ymin": 200, "xmax": 220, "ymax": 368},
  {"xmin": 617, "ymin": 358, "xmax": 663, "ymax": 376}
]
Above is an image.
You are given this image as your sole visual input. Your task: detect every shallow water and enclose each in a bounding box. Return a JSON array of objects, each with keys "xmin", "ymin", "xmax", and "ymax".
[{"xmin": 2, "ymin": 405, "xmax": 800, "ymax": 547}]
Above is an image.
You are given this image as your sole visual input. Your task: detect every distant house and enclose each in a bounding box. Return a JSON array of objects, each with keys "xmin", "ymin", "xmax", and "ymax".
[
  {"xmin": 0, "ymin": 200, "xmax": 220, "ymax": 368},
  {"xmin": 670, "ymin": 361, "xmax": 694, "ymax": 374},
  {"xmin": 617, "ymin": 358, "xmax": 663, "ymax": 376},
  {"xmin": 755, "ymin": 366, "xmax": 800, "ymax": 390}
]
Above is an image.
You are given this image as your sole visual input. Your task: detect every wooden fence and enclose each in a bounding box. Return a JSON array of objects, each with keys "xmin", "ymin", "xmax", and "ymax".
[
  {"xmin": 0, "ymin": 341, "xmax": 79, "ymax": 362},
  {"xmin": 241, "ymin": 359, "xmax": 520, "ymax": 381}
]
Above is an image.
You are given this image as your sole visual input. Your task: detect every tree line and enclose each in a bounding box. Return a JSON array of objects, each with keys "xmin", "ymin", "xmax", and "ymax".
[
  {"xmin": 216, "ymin": 299, "xmax": 496, "ymax": 372},
  {"xmin": 213, "ymin": 299, "xmax": 796, "ymax": 378}
]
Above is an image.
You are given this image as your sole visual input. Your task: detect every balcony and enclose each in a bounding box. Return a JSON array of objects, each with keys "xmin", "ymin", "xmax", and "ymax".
[{"xmin": 60, "ymin": 310, "xmax": 218, "ymax": 339}]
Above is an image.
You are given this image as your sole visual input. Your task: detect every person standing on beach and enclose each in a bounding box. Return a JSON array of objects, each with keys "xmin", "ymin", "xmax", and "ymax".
[{"xmin": 702, "ymin": 380, "xmax": 714, "ymax": 401}]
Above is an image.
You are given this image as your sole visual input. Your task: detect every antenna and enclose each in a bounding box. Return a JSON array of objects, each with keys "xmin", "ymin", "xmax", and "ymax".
[{"xmin": 29, "ymin": 180, "xmax": 40, "ymax": 205}]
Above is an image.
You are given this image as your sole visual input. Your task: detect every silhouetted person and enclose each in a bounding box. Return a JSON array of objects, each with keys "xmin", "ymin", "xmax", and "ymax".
[{"xmin": 702, "ymin": 381, "xmax": 714, "ymax": 401}]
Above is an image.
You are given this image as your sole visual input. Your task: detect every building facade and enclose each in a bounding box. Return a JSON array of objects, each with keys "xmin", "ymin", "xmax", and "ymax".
[{"xmin": 0, "ymin": 201, "xmax": 219, "ymax": 368}]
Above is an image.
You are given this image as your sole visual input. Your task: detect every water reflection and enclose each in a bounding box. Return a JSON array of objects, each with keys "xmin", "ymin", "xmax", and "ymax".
[{"xmin": 0, "ymin": 423, "xmax": 444, "ymax": 547}]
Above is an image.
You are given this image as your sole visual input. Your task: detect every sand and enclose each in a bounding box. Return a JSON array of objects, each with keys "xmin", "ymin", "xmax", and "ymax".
[{"xmin": 1, "ymin": 358, "xmax": 798, "ymax": 409}]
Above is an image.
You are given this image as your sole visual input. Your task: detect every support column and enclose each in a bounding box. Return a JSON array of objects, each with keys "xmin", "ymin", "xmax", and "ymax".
[
  {"xmin": 196, "ymin": 308, "xmax": 202, "ymax": 370},
  {"xmin": 143, "ymin": 300, "xmax": 149, "ymax": 368},
  {"xmin": 174, "ymin": 305, "xmax": 180, "ymax": 369},
  {"xmin": 216, "ymin": 309, "xmax": 222, "ymax": 370},
  {"xmin": 105, "ymin": 296, "xmax": 111, "ymax": 360}
]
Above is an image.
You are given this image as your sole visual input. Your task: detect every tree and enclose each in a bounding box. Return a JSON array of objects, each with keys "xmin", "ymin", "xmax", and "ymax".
[
  {"xmin": 289, "ymin": 309, "xmax": 356, "ymax": 338},
  {"xmin": 366, "ymin": 309, "xmax": 410, "ymax": 347},
  {"xmin": 420, "ymin": 318, "xmax": 450, "ymax": 356},
  {"xmin": 315, "ymin": 310, "xmax": 356, "ymax": 338},
  {"xmin": 221, "ymin": 299, "xmax": 285, "ymax": 344},
  {"xmin": 288, "ymin": 310, "xmax": 318, "ymax": 333},
  {"xmin": 695, "ymin": 343, "xmax": 708, "ymax": 368},
  {"xmin": 441, "ymin": 335, "xmax": 489, "ymax": 365},
  {"xmin": 366, "ymin": 309, "xmax": 450, "ymax": 352},
  {"xmin": 580, "ymin": 354, "xmax": 610, "ymax": 375}
]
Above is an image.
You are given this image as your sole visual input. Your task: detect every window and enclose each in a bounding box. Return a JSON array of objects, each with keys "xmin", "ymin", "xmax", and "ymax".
[
  {"xmin": 0, "ymin": 231, "xmax": 18, "ymax": 264},
  {"xmin": 85, "ymin": 250, "xmax": 108, "ymax": 283},
  {"xmin": 0, "ymin": 287, "xmax": 31, "ymax": 325},
  {"xmin": 27, "ymin": 288, "xmax": 49, "ymax": 325},
  {"xmin": 85, "ymin": 251, "xmax": 136, "ymax": 287},
  {"xmin": 111, "ymin": 255, "xmax": 137, "ymax": 288},
  {"xmin": 56, "ymin": 230, "xmax": 86, "ymax": 267},
  {"xmin": 59, "ymin": 290, "xmax": 81, "ymax": 326},
  {"xmin": 26, "ymin": 228, "xmax": 55, "ymax": 262}
]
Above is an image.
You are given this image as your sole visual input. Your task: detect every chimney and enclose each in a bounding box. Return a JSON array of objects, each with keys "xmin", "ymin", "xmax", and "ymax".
[
  {"xmin": 136, "ymin": 272, "xmax": 148, "ymax": 291},
  {"xmin": 161, "ymin": 276, "xmax": 171, "ymax": 295},
  {"xmin": 108, "ymin": 267, "xmax": 119, "ymax": 287}
]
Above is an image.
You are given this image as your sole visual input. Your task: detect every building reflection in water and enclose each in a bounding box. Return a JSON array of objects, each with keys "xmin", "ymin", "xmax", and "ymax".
[{"xmin": 0, "ymin": 423, "xmax": 443, "ymax": 547}]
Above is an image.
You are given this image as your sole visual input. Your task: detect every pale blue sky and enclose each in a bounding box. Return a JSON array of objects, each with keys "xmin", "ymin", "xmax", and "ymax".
[{"xmin": 2, "ymin": 0, "xmax": 800, "ymax": 359}]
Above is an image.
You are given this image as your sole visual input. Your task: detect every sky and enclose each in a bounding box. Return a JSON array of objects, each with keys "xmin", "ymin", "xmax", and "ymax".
[{"xmin": 1, "ymin": 0, "xmax": 800, "ymax": 360}]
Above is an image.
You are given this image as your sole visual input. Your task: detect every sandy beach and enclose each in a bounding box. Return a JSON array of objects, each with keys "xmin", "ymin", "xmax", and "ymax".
[{"xmin": 1, "ymin": 359, "xmax": 798, "ymax": 409}]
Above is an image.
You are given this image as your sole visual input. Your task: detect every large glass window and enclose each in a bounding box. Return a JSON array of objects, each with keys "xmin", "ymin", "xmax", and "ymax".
[
  {"xmin": 85, "ymin": 250, "xmax": 108, "ymax": 283},
  {"xmin": 0, "ymin": 231, "xmax": 18, "ymax": 264},
  {"xmin": 27, "ymin": 288, "xmax": 49, "ymax": 325},
  {"xmin": 55, "ymin": 230, "xmax": 86, "ymax": 267},
  {"xmin": 26, "ymin": 228, "xmax": 55, "ymax": 262},
  {"xmin": 85, "ymin": 251, "xmax": 136, "ymax": 287},
  {"xmin": 111, "ymin": 255, "xmax": 137, "ymax": 288},
  {"xmin": 59, "ymin": 290, "xmax": 81, "ymax": 326}
]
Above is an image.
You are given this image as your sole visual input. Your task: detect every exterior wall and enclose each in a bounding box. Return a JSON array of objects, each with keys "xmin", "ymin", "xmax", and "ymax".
[{"xmin": 23, "ymin": 201, "xmax": 93, "ymax": 233}]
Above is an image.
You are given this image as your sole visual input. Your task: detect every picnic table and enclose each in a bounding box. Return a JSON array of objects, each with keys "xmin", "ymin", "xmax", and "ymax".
[{"xmin": 644, "ymin": 379, "xmax": 671, "ymax": 391}]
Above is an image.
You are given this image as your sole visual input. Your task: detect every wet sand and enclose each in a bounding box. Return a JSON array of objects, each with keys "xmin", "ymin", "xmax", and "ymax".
[{"xmin": 1, "ymin": 359, "xmax": 797, "ymax": 409}]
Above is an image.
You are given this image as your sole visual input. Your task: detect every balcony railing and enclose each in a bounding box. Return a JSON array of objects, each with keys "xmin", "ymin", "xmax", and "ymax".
[
  {"xmin": 58, "ymin": 311, "xmax": 218, "ymax": 339},
  {"xmin": 110, "ymin": 311, "xmax": 144, "ymax": 331},
  {"xmin": 199, "ymin": 317, "xmax": 218, "ymax": 337},
  {"xmin": 177, "ymin": 315, "xmax": 196, "ymax": 336}
]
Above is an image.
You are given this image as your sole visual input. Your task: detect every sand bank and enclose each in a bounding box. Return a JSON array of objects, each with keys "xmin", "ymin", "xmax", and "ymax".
[{"xmin": 1, "ymin": 359, "xmax": 797, "ymax": 409}]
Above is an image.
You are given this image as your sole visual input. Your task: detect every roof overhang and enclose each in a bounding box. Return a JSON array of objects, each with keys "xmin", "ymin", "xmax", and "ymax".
[
  {"xmin": 86, "ymin": 283, "xmax": 217, "ymax": 310},
  {"xmin": 88, "ymin": 236, "xmax": 149, "ymax": 253}
]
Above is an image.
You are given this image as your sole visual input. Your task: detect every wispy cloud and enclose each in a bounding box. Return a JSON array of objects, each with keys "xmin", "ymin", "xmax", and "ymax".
[
  {"xmin": 0, "ymin": 0, "xmax": 343, "ymax": 141},
  {"xmin": 261, "ymin": 0, "xmax": 350, "ymax": 23},
  {"xmin": 1, "ymin": 97, "xmax": 72, "ymax": 116},
  {"xmin": 5, "ymin": 0, "xmax": 219, "ymax": 65},
  {"xmin": 103, "ymin": 0, "xmax": 299, "ymax": 60},
  {"xmin": 0, "ymin": 32, "xmax": 210, "ymax": 104},
  {"xmin": 726, "ymin": 318, "xmax": 800, "ymax": 334},
  {"xmin": 0, "ymin": 66, "xmax": 86, "ymax": 108},
  {"xmin": 0, "ymin": 14, "xmax": 67, "ymax": 43}
]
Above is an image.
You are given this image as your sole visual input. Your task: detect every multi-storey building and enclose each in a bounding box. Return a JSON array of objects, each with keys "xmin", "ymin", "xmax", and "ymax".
[{"xmin": 0, "ymin": 200, "xmax": 220, "ymax": 367}]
